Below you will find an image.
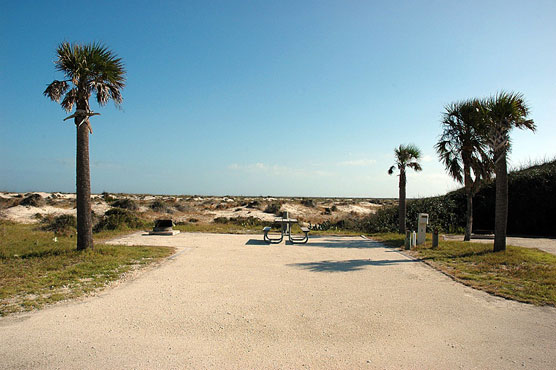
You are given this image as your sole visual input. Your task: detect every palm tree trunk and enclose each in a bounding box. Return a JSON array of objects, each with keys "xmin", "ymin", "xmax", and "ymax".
[
  {"xmin": 76, "ymin": 114, "xmax": 93, "ymax": 251},
  {"xmin": 493, "ymin": 151, "xmax": 508, "ymax": 252},
  {"xmin": 464, "ymin": 192, "xmax": 473, "ymax": 241},
  {"xmin": 399, "ymin": 170, "xmax": 406, "ymax": 234}
]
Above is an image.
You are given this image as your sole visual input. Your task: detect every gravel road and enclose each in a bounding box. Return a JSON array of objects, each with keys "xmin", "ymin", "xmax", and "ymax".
[{"xmin": 1, "ymin": 232, "xmax": 555, "ymax": 369}]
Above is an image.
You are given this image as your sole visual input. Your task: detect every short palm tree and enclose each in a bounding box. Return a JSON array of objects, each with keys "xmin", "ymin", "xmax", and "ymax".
[
  {"xmin": 44, "ymin": 42, "xmax": 126, "ymax": 250},
  {"xmin": 436, "ymin": 99, "xmax": 492, "ymax": 241},
  {"xmin": 483, "ymin": 92, "xmax": 535, "ymax": 252},
  {"xmin": 388, "ymin": 144, "xmax": 422, "ymax": 234}
]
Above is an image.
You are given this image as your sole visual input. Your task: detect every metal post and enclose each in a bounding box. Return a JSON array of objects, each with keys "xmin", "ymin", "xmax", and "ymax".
[
  {"xmin": 405, "ymin": 231, "xmax": 411, "ymax": 250},
  {"xmin": 432, "ymin": 229, "xmax": 439, "ymax": 248}
]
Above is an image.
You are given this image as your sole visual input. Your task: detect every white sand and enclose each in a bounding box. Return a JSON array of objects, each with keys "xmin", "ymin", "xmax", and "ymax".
[{"xmin": 1, "ymin": 233, "xmax": 554, "ymax": 369}]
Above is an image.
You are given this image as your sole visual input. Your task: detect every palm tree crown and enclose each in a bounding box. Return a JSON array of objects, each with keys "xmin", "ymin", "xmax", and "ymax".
[
  {"xmin": 436, "ymin": 100, "xmax": 491, "ymax": 185},
  {"xmin": 44, "ymin": 41, "xmax": 126, "ymax": 114},
  {"xmin": 484, "ymin": 91, "xmax": 535, "ymax": 162},
  {"xmin": 388, "ymin": 144, "xmax": 423, "ymax": 175}
]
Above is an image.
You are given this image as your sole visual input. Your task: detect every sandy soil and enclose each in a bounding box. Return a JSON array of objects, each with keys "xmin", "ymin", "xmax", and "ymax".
[
  {"xmin": 0, "ymin": 192, "xmax": 380, "ymax": 225},
  {"xmin": 1, "ymin": 233, "xmax": 554, "ymax": 369},
  {"xmin": 0, "ymin": 203, "xmax": 111, "ymax": 224}
]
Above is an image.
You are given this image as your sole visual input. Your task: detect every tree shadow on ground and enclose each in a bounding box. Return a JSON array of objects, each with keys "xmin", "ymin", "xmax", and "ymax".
[
  {"xmin": 288, "ymin": 258, "xmax": 416, "ymax": 272},
  {"xmin": 287, "ymin": 236, "xmax": 388, "ymax": 249}
]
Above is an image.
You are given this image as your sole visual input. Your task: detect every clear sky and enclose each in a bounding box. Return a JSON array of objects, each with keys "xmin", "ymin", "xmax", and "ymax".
[{"xmin": 1, "ymin": 0, "xmax": 555, "ymax": 197}]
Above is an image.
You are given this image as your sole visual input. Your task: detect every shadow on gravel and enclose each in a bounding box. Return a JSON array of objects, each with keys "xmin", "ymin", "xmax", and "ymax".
[
  {"xmin": 290, "ymin": 237, "xmax": 387, "ymax": 249},
  {"xmin": 289, "ymin": 258, "xmax": 416, "ymax": 272},
  {"xmin": 245, "ymin": 239, "xmax": 269, "ymax": 246}
]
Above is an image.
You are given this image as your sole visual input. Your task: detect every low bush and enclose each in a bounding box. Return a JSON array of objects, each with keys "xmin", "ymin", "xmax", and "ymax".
[
  {"xmin": 174, "ymin": 203, "xmax": 191, "ymax": 212},
  {"xmin": 150, "ymin": 200, "xmax": 171, "ymax": 213},
  {"xmin": 213, "ymin": 216, "xmax": 267, "ymax": 227},
  {"xmin": 94, "ymin": 208, "xmax": 146, "ymax": 232},
  {"xmin": 41, "ymin": 214, "xmax": 77, "ymax": 236},
  {"xmin": 0, "ymin": 197, "xmax": 19, "ymax": 210},
  {"xmin": 301, "ymin": 198, "xmax": 316, "ymax": 207},
  {"xmin": 246, "ymin": 200, "xmax": 260, "ymax": 209},
  {"xmin": 102, "ymin": 192, "xmax": 115, "ymax": 202},
  {"xmin": 264, "ymin": 202, "xmax": 282, "ymax": 215},
  {"xmin": 20, "ymin": 194, "xmax": 45, "ymax": 207},
  {"xmin": 111, "ymin": 198, "xmax": 138, "ymax": 211}
]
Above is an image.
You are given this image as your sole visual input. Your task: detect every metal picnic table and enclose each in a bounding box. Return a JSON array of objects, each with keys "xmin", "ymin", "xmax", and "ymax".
[{"xmin": 262, "ymin": 215, "xmax": 310, "ymax": 244}]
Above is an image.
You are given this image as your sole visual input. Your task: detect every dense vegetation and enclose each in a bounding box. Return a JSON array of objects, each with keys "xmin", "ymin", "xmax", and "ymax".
[{"xmin": 314, "ymin": 159, "xmax": 555, "ymax": 236}]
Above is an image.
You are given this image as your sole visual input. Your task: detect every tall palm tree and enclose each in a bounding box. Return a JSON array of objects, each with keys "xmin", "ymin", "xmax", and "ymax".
[
  {"xmin": 388, "ymin": 144, "xmax": 422, "ymax": 234},
  {"xmin": 436, "ymin": 99, "xmax": 492, "ymax": 241},
  {"xmin": 44, "ymin": 42, "xmax": 126, "ymax": 250},
  {"xmin": 484, "ymin": 91, "xmax": 535, "ymax": 252}
]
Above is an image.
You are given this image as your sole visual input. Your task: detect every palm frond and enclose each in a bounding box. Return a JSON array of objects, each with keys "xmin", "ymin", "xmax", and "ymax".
[
  {"xmin": 388, "ymin": 165, "xmax": 396, "ymax": 175},
  {"xmin": 50, "ymin": 41, "xmax": 126, "ymax": 109},
  {"xmin": 43, "ymin": 80, "xmax": 69, "ymax": 102},
  {"xmin": 407, "ymin": 162, "xmax": 422, "ymax": 172},
  {"xmin": 61, "ymin": 88, "xmax": 78, "ymax": 112}
]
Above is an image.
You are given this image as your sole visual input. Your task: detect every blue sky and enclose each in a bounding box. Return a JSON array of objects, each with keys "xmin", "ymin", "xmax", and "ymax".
[{"xmin": 1, "ymin": 0, "xmax": 555, "ymax": 197}]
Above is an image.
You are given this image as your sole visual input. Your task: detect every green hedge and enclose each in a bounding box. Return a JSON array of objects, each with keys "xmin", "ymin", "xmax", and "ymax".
[{"xmin": 471, "ymin": 159, "xmax": 556, "ymax": 236}]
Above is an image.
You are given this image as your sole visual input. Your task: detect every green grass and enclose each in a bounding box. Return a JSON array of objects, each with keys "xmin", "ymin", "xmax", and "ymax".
[
  {"xmin": 0, "ymin": 222, "xmax": 173, "ymax": 316},
  {"xmin": 372, "ymin": 233, "xmax": 556, "ymax": 306}
]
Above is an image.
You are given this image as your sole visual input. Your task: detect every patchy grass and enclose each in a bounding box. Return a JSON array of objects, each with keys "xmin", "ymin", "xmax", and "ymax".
[
  {"xmin": 371, "ymin": 233, "xmax": 556, "ymax": 306},
  {"xmin": 174, "ymin": 222, "xmax": 361, "ymax": 236},
  {"xmin": 0, "ymin": 222, "xmax": 173, "ymax": 316}
]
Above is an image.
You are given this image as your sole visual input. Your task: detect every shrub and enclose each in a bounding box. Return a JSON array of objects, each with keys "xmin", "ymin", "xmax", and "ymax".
[
  {"xmin": 41, "ymin": 214, "xmax": 77, "ymax": 236},
  {"xmin": 301, "ymin": 198, "xmax": 316, "ymax": 207},
  {"xmin": 174, "ymin": 203, "xmax": 191, "ymax": 212},
  {"xmin": 20, "ymin": 194, "xmax": 45, "ymax": 207},
  {"xmin": 188, "ymin": 218, "xmax": 199, "ymax": 223},
  {"xmin": 471, "ymin": 159, "xmax": 556, "ymax": 236},
  {"xmin": 150, "ymin": 200, "xmax": 171, "ymax": 213},
  {"xmin": 264, "ymin": 202, "xmax": 282, "ymax": 215},
  {"xmin": 0, "ymin": 197, "xmax": 19, "ymax": 210},
  {"xmin": 94, "ymin": 208, "xmax": 146, "ymax": 232},
  {"xmin": 246, "ymin": 200, "xmax": 260, "ymax": 209},
  {"xmin": 111, "ymin": 198, "xmax": 138, "ymax": 211},
  {"xmin": 102, "ymin": 192, "xmax": 115, "ymax": 202},
  {"xmin": 213, "ymin": 216, "xmax": 267, "ymax": 227}
]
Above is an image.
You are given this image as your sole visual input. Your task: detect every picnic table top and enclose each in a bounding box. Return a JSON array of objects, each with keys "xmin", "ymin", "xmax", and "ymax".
[{"xmin": 274, "ymin": 217, "xmax": 298, "ymax": 223}]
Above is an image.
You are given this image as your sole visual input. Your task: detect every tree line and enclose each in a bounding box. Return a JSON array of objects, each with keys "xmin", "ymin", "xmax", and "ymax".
[{"xmin": 391, "ymin": 93, "xmax": 535, "ymax": 252}]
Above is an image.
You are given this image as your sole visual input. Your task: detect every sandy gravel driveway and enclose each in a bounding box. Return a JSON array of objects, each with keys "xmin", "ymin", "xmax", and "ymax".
[{"xmin": 1, "ymin": 232, "xmax": 555, "ymax": 369}]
